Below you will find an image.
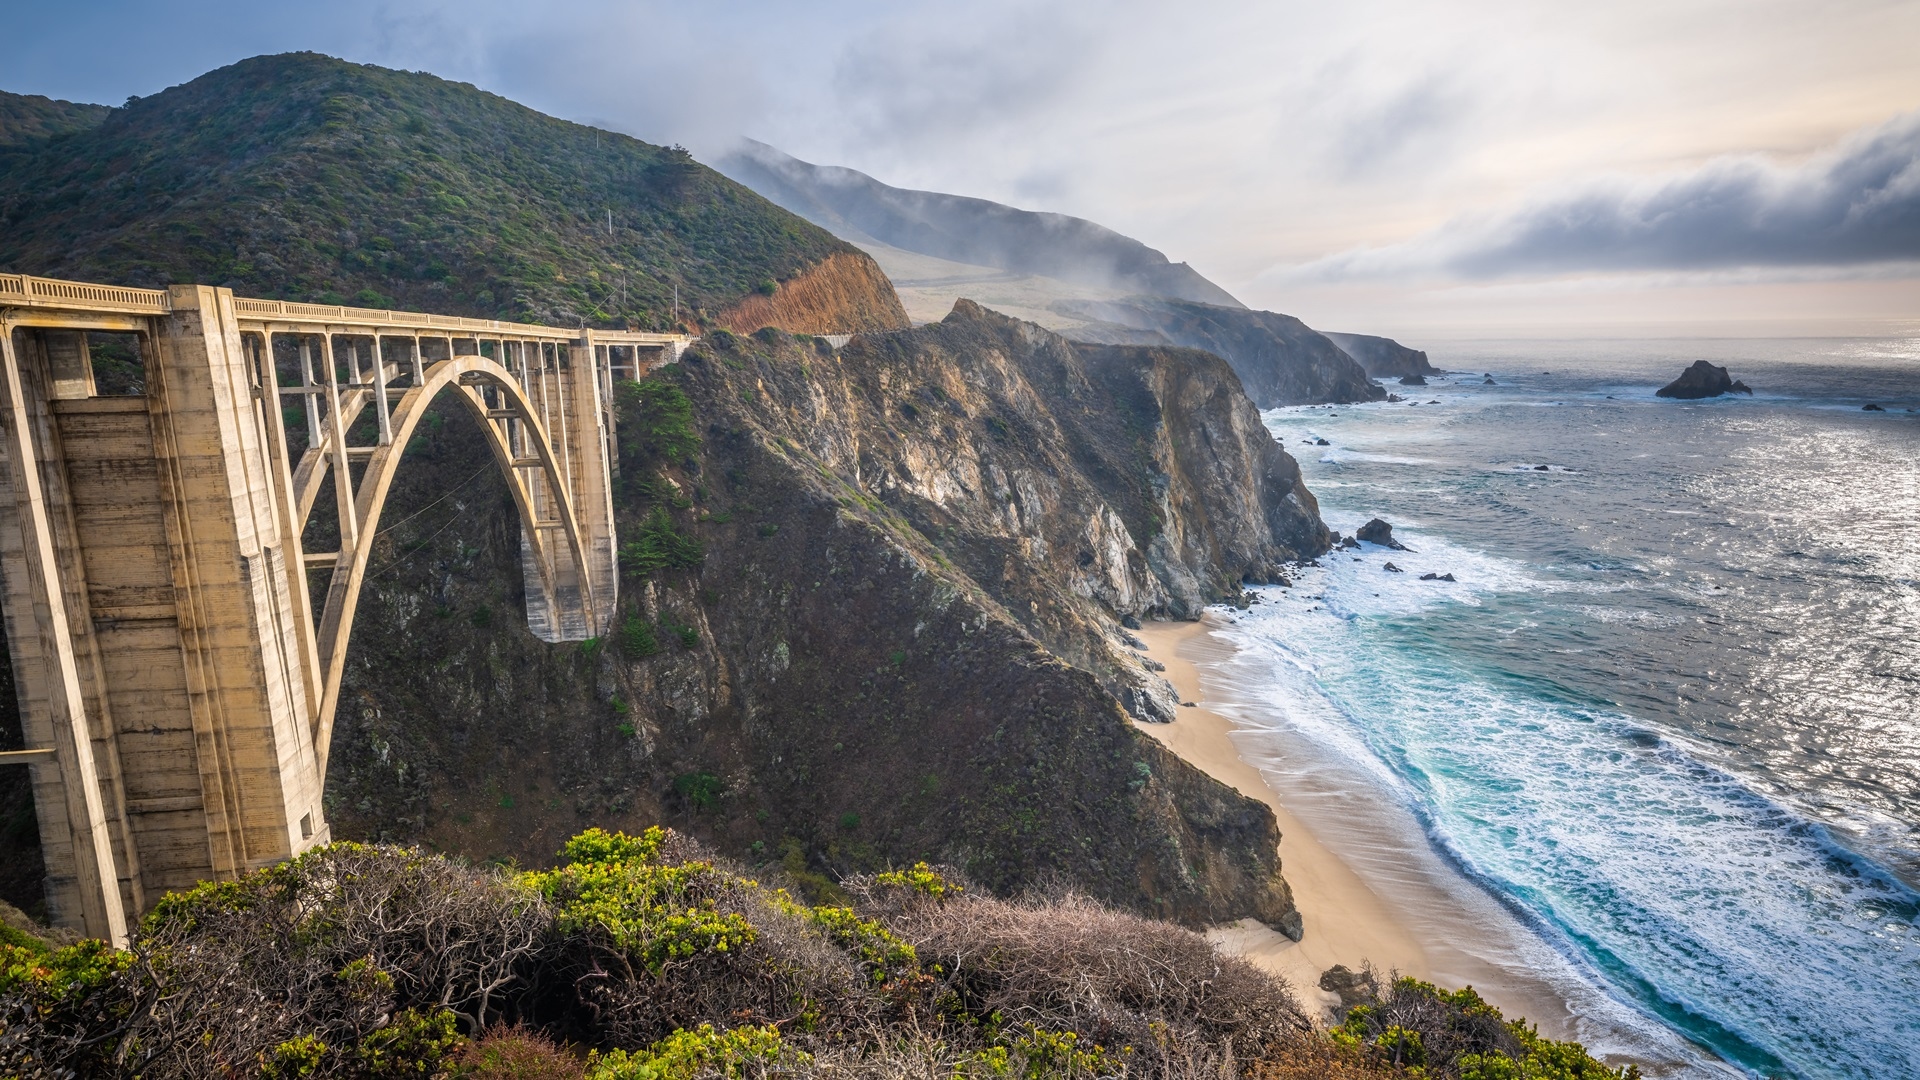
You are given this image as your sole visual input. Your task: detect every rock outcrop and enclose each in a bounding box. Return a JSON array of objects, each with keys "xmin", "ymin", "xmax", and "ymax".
[
  {"xmin": 1054, "ymin": 297, "xmax": 1384, "ymax": 407},
  {"xmin": 320, "ymin": 300, "xmax": 1324, "ymax": 937},
  {"xmin": 1356, "ymin": 518, "xmax": 1409, "ymax": 551},
  {"xmin": 1656, "ymin": 360, "xmax": 1753, "ymax": 399},
  {"xmin": 1324, "ymin": 332, "xmax": 1437, "ymax": 380},
  {"xmin": 715, "ymin": 250, "xmax": 910, "ymax": 335}
]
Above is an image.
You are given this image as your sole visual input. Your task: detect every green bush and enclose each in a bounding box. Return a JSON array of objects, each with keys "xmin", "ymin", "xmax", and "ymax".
[
  {"xmin": 521, "ymin": 828, "xmax": 756, "ymax": 973},
  {"xmin": 672, "ymin": 772, "xmax": 724, "ymax": 811},
  {"xmin": 1332, "ymin": 976, "xmax": 1639, "ymax": 1080},
  {"xmin": 616, "ymin": 380, "xmax": 698, "ymax": 463},
  {"xmin": 618, "ymin": 508, "xmax": 704, "ymax": 577},
  {"xmin": 620, "ymin": 613, "xmax": 661, "ymax": 656},
  {"xmin": 586, "ymin": 1022, "xmax": 794, "ymax": 1079}
]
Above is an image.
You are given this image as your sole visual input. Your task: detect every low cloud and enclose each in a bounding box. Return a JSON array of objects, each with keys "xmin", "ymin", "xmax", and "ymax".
[{"xmin": 1291, "ymin": 108, "xmax": 1920, "ymax": 280}]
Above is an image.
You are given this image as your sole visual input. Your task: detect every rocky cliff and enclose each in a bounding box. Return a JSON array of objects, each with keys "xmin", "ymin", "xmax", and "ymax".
[
  {"xmin": 716, "ymin": 250, "xmax": 909, "ymax": 335},
  {"xmin": 322, "ymin": 302, "xmax": 1324, "ymax": 935},
  {"xmin": 1324, "ymin": 332, "xmax": 1436, "ymax": 380},
  {"xmin": 1055, "ymin": 297, "xmax": 1384, "ymax": 407}
]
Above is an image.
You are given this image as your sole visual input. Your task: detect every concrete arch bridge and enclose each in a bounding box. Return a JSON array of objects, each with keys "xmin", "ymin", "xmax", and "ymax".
[{"xmin": 0, "ymin": 274, "xmax": 688, "ymax": 943}]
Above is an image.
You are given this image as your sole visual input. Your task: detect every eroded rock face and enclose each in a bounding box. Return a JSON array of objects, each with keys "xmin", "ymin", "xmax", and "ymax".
[
  {"xmin": 1656, "ymin": 360, "xmax": 1753, "ymax": 399},
  {"xmin": 323, "ymin": 299, "xmax": 1323, "ymax": 937},
  {"xmin": 715, "ymin": 250, "xmax": 911, "ymax": 335}
]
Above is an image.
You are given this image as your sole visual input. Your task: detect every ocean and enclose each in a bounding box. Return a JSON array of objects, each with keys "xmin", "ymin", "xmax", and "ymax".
[{"xmin": 1213, "ymin": 338, "xmax": 1919, "ymax": 1079}]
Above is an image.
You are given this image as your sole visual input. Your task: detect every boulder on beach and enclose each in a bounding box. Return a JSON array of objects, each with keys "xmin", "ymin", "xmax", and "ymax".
[
  {"xmin": 1656, "ymin": 359, "xmax": 1753, "ymax": 399},
  {"xmin": 1319, "ymin": 964, "xmax": 1379, "ymax": 1008},
  {"xmin": 1356, "ymin": 517, "xmax": 1410, "ymax": 551}
]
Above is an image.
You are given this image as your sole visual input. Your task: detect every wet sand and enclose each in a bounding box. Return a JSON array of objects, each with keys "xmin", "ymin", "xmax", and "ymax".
[
  {"xmin": 1131, "ymin": 616, "xmax": 1684, "ymax": 1074},
  {"xmin": 1133, "ymin": 618, "xmax": 1430, "ymax": 1016}
]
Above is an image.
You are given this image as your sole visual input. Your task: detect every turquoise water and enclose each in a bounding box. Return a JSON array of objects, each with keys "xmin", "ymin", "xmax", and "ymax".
[{"xmin": 1227, "ymin": 339, "xmax": 1919, "ymax": 1079}]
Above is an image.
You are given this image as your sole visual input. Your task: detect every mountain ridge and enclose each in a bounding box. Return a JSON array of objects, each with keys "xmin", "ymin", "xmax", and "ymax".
[
  {"xmin": 718, "ymin": 139, "xmax": 1245, "ymax": 309},
  {"xmin": 0, "ymin": 56, "xmax": 904, "ymax": 333}
]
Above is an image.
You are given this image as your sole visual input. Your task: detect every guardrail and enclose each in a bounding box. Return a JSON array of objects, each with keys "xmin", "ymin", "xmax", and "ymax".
[
  {"xmin": 4, "ymin": 273, "xmax": 688, "ymax": 346},
  {"xmin": 0, "ymin": 273, "xmax": 172, "ymax": 315}
]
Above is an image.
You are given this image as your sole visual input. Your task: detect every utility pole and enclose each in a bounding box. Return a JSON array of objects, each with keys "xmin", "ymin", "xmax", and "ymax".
[
  {"xmin": 606, "ymin": 209, "xmax": 613, "ymax": 237},
  {"xmin": 672, "ymin": 285, "xmax": 679, "ymax": 324}
]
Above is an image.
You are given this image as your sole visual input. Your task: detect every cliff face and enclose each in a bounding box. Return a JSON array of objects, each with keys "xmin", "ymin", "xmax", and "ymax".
[
  {"xmin": 1324, "ymin": 332, "xmax": 1436, "ymax": 380},
  {"xmin": 715, "ymin": 250, "xmax": 911, "ymax": 335},
  {"xmin": 1056, "ymin": 297, "xmax": 1384, "ymax": 407},
  {"xmin": 322, "ymin": 303, "xmax": 1324, "ymax": 935}
]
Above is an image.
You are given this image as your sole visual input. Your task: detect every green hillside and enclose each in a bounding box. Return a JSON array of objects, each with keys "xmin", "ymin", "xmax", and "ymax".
[
  {"xmin": 0, "ymin": 54, "xmax": 849, "ymax": 329},
  {"xmin": 0, "ymin": 91, "xmax": 110, "ymax": 163}
]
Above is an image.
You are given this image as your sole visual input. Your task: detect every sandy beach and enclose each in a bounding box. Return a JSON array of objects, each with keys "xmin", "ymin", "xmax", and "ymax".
[{"xmin": 1134, "ymin": 618, "xmax": 1431, "ymax": 1015}]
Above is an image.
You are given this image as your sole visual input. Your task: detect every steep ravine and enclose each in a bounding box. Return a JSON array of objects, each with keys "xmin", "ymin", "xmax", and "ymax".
[{"xmin": 327, "ymin": 302, "xmax": 1328, "ymax": 935}]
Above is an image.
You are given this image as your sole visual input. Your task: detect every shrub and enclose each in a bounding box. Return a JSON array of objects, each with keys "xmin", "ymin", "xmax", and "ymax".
[
  {"xmin": 620, "ymin": 613, "xmax": 661, "ymax": 656},
  {"xmin": 619, "ymin": 508, "xmax": 704, "ymax": 577},
  {"xmin": 616, "ymin": 379, "xmax": 699, "ymax": 462},
  {"xmin": 455, "ymin": 1023, "xmax": 584, "ymax": 1079},
  {"xmin": 1, "ymin": 843, "xmax": 548, "ymax": 1077},
  {"xmin": 1332, "ymin": 976, "xmax": 1639, "ymax": 1080},
  {"xmin": 587, "ymin": 1023, "xmax": 795, "ymax": 1079},
  {"xmin": 672, "ymin": 772, "xmax": 725, "ymax": 811}
]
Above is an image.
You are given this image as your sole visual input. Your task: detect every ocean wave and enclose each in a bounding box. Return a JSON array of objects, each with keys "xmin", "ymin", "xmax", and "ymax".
[{"xmin": 1217, "ymin": 561, "xmax": 1920, "ymax": 1079}]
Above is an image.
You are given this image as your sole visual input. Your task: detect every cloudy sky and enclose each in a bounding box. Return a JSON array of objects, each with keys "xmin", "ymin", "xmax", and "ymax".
[{"xmin": 9, "ymin": 0, "xmax": 1920, "ymax": 336}]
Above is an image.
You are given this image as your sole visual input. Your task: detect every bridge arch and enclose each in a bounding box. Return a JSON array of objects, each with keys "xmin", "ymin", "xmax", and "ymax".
[{"xmin": 307, "ymin": 354, "xmax": 595, "ymax": 775}]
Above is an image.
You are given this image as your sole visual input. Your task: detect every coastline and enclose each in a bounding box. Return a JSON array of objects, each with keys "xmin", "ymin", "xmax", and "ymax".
[
  {"xmin": 1134, "ymin": 618, "xmax": 1431, "ymax": 1016},
  {"xmin": 1133, "ymin": 614, "xmax": 1668, "ymax": 1066}
]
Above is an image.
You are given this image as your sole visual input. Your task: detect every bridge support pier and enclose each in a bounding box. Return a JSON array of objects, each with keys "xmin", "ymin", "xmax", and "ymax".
[{"xmin": 0, "ymin": 287, "xmax": 325, "ymax": 942}]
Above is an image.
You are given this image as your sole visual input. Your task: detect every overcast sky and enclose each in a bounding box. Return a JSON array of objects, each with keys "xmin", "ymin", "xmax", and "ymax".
[{"xmin": 8, "ymin": 0, "xmax": 1919, "ymax": 337}]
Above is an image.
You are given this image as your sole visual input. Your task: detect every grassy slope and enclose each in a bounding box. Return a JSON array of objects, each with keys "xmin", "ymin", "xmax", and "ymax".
[{"xmin": 0, "ymin": 53, "xmax": 849, "ymax": 329}]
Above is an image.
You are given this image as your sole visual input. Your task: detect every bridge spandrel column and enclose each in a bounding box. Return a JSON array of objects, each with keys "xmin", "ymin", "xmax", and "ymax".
[
  {"xmin": 520, "ymin": 343, "xmax": 616, "ymax": 642},
  {"xmin": 145, "ymin": 286, "xmax": 327, "ymax": 878}
]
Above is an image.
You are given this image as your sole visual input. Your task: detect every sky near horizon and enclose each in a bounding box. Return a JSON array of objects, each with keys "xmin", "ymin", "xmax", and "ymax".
[{"xmin": 6, "ymin": 0, "xmax": 1919, "ymax": 338}]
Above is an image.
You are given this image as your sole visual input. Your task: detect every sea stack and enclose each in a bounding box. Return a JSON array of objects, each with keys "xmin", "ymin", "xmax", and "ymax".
[
  {"xmin": 1356, "ymin": 517, "xmax": 1411, "ymax": 551},
  {"xmin": 1657, "ymin": 360, "xmax": 1753, "ymax": 399}
]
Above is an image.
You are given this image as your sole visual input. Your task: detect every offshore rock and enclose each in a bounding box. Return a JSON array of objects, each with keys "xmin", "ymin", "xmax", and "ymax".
[
  {"xmin": 1656, "ymin": 360, "xmax": 1753, "ymax": 399},
  {"xmin": 1356, "ymin": 517, "xmax": 1410, "ymax": 551},
  {"xmin": 1400, "ymin": 373, "xmax": 1428, "ymax": 386}
]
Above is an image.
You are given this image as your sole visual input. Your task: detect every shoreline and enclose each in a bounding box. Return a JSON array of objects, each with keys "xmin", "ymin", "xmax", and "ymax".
[
  {"xmin": 1133, "ymin": 618, "xmax": 1431, "ymax": 1017},
  {"xmin": 1133, "ymin": 614, "xmax": 1656, "ymax": 1063}
]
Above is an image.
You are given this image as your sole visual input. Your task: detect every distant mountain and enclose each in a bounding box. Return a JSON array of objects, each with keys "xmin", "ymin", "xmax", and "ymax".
[
  {"xmin": 718, "ymin": 140, "xmax": 1243, "ymax": 309},
  {"xmin": 1056, "ymin": 297, "xmax": 1383, "ymax": 407},
  {"xmin": 0, "ymin": 56, "xmax": 905, "ymax": 332},
  {"xmin": 1324, "ymin": 332, "xmax": 1436, "ymax": 380}
]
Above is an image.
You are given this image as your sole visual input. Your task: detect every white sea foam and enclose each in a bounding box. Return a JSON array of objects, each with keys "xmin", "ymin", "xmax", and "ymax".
[{"xmin": 1216, "ymin": 553, "xmax": 1920, "ymax": 1079}]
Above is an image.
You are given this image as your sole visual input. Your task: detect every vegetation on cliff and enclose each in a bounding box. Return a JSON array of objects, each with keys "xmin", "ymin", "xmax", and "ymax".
[
  {"xmin": 315, "ymin": 304, "xmax": 1326, "ymax": 939},
  {"xmin": 0, "ymin": 56, "xmax": 903, "ymax": 331},
  {"xmin": 0, "ymin": 828, "xmax": 1631, "ymax": 1079}
]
